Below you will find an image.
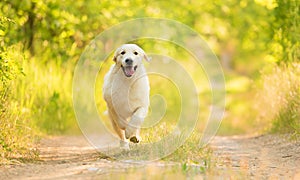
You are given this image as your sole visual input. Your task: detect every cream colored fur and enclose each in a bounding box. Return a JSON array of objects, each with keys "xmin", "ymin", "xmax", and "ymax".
[{"xmin": 103, "ymin": 44, "xmax": 150, "ymax": 149}]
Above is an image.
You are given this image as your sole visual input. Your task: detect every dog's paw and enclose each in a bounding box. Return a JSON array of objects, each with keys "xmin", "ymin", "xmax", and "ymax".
[
  {"xmin": 125, "ymin": 127, "xmax": 141, "ymax": 143},
  {"xmin": 129, "ymin": 136, "xmax": 140, "ymax": 143}
]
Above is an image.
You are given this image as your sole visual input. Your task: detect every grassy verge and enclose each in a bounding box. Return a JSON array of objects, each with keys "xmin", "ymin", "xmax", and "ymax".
[
  {"xmin": 107, "ymin": 131, "xmax": 213, "ymax": 176},
  {"xmin": 256, "ymin": 63, "xmax": 300, "ymax": 137},
  {"xmin": 0, "ymin": 45, "xmax": 37, "ymax": 164},
  {"xmin": 0, "ymin": 45, "xmax": 79, "ymax": 164}
]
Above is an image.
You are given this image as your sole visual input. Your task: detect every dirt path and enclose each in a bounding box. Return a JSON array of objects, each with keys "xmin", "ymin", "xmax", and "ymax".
[
  {"xmin": 0, "ymin": 135, "xmax": 299, "ymax": 179},
  {"xmin": 211, "ymin": 134, "xmax": 300, "ymax": 179},
  {"xmin": 0, "ymin": 136, "xmax": 183, "ymax": 179}
]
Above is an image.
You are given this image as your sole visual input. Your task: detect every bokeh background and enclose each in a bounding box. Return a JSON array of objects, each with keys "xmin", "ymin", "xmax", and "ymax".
[{"xmin": 0, "ymin": 0, "xmax": 299, "ymax": 161}]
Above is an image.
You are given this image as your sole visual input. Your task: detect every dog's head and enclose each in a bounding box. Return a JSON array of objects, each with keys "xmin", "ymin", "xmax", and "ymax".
[{"xmin": 113, "ymin": 44, "xmax": 151, "ymax": 78}]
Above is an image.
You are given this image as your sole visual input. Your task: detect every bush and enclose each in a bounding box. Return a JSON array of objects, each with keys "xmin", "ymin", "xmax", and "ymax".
[
  {"xmin": 256, "ymin": 63, "xmax": 300, "ymax": 136},
  {"xmin": 0, "ymin": 45, "xmax": 38, "ymax": 163},
  {"xmin": 0, "ymin": 47, "xmax": 78, "ymax": 163},
  {"xmin": 0, "ymin": 14, "xmax": 79, "ymax": 163}
]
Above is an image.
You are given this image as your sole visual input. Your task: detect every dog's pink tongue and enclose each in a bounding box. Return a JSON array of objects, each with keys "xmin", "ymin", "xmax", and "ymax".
[{"xmin": 125, "ymin": 66, "xmax": 135, "ymax": 76}]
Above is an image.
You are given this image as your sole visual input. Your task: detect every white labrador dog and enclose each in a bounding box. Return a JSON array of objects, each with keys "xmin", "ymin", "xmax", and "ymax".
[{"xmin": 103, "ymin": 44, "xmax": 150, "ymax": 149}]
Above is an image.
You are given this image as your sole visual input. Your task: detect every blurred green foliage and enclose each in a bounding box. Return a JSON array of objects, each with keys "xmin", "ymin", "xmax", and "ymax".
[
  {"xmin": 1, "ymin": 0, "xmax": 276, "ymax": 71},
  {"xmin": 271, "ymin": 0, "xmax": 300, "ymax": 63},
  {"xmin": 0, "ymin": 0, "xmax": 299, "ymax": 160}
]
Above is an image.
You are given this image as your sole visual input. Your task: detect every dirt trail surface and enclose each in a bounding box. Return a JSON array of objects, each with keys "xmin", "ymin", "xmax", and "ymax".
[
  {"xmin": 0, "ymin": 135, "xmax": 299, "ymax": 179},
  {"xmin": 211, "ymin": 135, "xmax": 300, "ymax": 179},
  {"xmin": 0, "ymin": 136, "xmax": 183, "ymax": 179}
]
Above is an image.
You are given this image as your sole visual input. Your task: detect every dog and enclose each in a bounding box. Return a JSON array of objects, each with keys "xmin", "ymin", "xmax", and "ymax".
[{"xmin": 103, "ymin": 44, "xmax": 151, "ymax": 149}]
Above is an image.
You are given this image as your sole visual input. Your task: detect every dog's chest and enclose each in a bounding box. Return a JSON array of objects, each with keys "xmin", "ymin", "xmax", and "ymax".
[{"xmin": 107, "ymin": 76, "xmax": 149, "ymax": 117}]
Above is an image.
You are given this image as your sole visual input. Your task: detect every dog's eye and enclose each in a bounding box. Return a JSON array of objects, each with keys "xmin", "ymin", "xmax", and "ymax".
[
  {"xmin": 120, "ymin": 51, "xmax": 126, "ymax": 55},
  {"xmin": 134, "ymin": 52, "xmax": 138, "ymax": 55}
]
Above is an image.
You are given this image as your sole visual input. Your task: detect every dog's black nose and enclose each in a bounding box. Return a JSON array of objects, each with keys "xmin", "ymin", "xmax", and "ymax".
[{"xmin": 125, "ymin": 58, "xmax": 133, "ymax": 64}]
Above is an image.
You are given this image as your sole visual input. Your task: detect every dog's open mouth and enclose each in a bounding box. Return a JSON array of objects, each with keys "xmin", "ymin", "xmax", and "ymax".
[{"xmin": 122, "ymin": 65, "xmax": 138, "ymax": 77}]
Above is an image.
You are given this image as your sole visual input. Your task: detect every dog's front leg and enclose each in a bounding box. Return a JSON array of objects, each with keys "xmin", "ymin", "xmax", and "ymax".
[{"xmin": 125, "ymin": 107, "xmax": 147, "ymax": 143}]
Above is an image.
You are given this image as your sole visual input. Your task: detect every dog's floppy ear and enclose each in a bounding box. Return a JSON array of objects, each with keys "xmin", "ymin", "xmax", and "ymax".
[
  {"xmin": 141, "ymin": 49, "xmax": 151, "ymax": 62},
  {"xmin": 143, "ymin": 54, "xmax": 151, "ymax": 62},
  {"xmin": 113, "ymin": 47, "xmax": 119, "ymax": 62}
]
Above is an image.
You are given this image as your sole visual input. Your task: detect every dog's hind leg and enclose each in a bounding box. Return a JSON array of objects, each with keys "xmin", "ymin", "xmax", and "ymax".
[
  {"xmin": 125, "ymin": 107, "xmax": 147, "ymax": 143},
  {"xmin": 108, "ymin": 109, "xmax": 129, "ymax": 150}
]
